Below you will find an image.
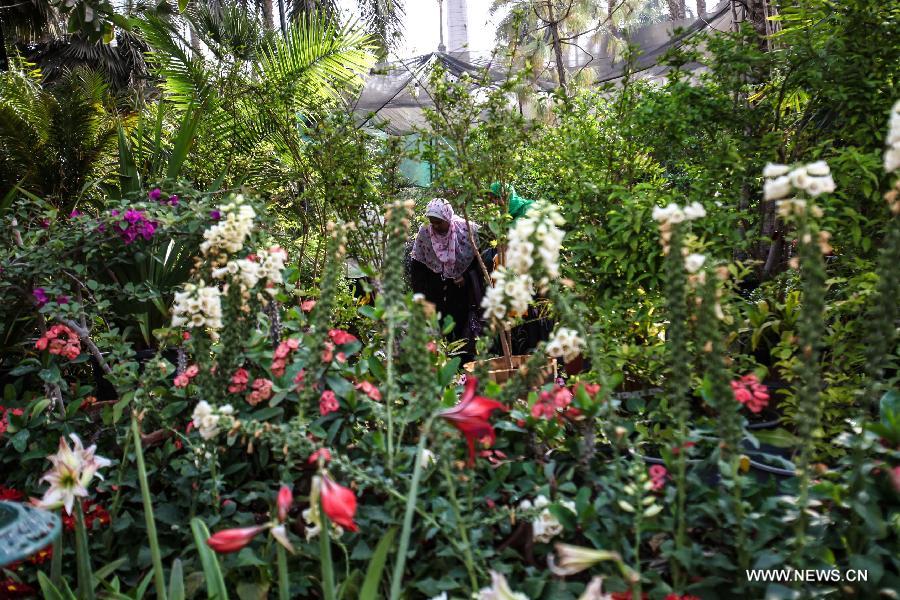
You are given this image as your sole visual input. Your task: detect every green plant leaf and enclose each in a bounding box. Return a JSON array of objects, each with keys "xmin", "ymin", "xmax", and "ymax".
[
  {"xmin": 359, "ymin": 527, "xmax": 397, "ymax": 600},
  {"xmin": 190, "ymin": 518, "xmax": 229, "ymax": 600},
  {"xmin": 168, "ymin": 559, "xmax": 185, "ymax": 600}
]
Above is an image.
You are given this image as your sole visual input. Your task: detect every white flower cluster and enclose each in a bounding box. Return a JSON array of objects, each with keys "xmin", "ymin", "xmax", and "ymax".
[
  {"xmin": 200, "ymin": 194, "xmax": 256, "ymax": 255},
  {"xmin": 191, "ymin": 400, "xmax": 234, "ymax": 440},
  {"xmin": 519, "ymin": 495, "xmax": 576, "ymax": 544},
  {"xmin": 763, "ymin": 161, "xmax": 835, "ymax": 201},
  {"xmin": 210, "ymin": 246, "xmax": 288, "ymax": 294},
  {"xmin": 481, "ymin": 201, "xmax": 565, "ymax": 325},
  {"xmin": 481, "ymin": 267, "xmax": 534, "ymax": 324},
  {"xmin": 545, "ymin": 327, "xmax": 585, "ymax": 363},
  {"xmin": 651, "ymin": 201, "xmax": 707, "ymax": 225},
  {"xmin": 886, "ymin": 100, "xmax": 900, "ymax": 173},
  {"xmin": 506, "ymin": 201, "xmax": 566, "ymax": 285},
  {"xmin": 171, "ymin": 284, "xmax": 224, "ymax": 330},
  {"xmin": 683, "ymin": 253, "xmax": 706, "ymax": 274}
]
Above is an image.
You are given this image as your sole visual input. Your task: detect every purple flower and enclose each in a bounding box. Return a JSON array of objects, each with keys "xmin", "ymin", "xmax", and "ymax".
[
  {"xmin": 40, "ymin": 218, "xmax": 51, "ymax": 229},
  {"xmin": 210, "ymin": 210, "xmax": 222, "ymax": 221},
  {"xmin": 56, "ymin": 295, "xmax": 70, "ymax": 305},
  {"xmin": 168, "ymin": 195, "xmax": 179, "ymax": 206},
  {"xmin": 148, "ymin": 188, "xmax": 162, "ymax": 202},
  {"xmin": 140, "ymin": 221, "xmax": 157, "ymax": 240},
  {"xmin": 69, "ymin": 210, "xmax": 83, "ymax": 219},
  {"xmin": 124, "ymin": 209, "xmax": 143, "ymax": 224},
  {"xmin": 33, "ymin": 288, "xmax": 48, "ymax": 307},
  {"xmin": 110, "ymin": 210, "xmax": 119, "ymax": 217},
  {"xmin": 97, "ymin": 223, "xmax": 106, "ymax": 233}
]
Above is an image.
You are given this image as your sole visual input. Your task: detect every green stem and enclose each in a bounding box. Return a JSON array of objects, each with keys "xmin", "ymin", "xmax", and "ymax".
[
  {"xmin": 319, "ymin": 513, "xmax": 336, "ymax": 600},
  {"xmin": 385, "ymin": 318, "xmax": 395, "ymax": 473},
  {"xmin": 388, "ymin": 417, "xmax": 434, "ymax": 600},
  {"xmin": 74, "ymin": 501, "xmax": 95, "ymax": 600},
  {"xmin": 442, "ymin": 463, "xmax": 480, "ymax": 593},
  {"xmin": 51, "ymin": 528, "xmax": 62, "ymax": 587},
  {"xmin": 277, "ymin": 541, "xmax": 290, "ymax": 600},
  {"xmin": 132, "ymin": 416, "xmax": 168, "ymax": 600},
  {"xmin": 632, "ymin": 518, "xmax": 642, "ymax": 600}
]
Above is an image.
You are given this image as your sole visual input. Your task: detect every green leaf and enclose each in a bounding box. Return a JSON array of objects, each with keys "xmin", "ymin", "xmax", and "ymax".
[
  {"xmin": 38, "ymin": 572, "xmax": 77, "ymax": 600},
  {"xmin": 359, "ymin": 527, "xmax": 397, "ymax": 600},
  {"xmin": 178, "ymin": 0, "xmax": 190, "ymax": 12},
  {"xmin": 190, "ymin": 518, "xmax": 229, "ymax": 600},
  {"xmin": 93, "ymin": 557, "xmax": 128, "ymax": 584},
  {"xmin": 168, "ymin": 559, "xmax": 185, "ymax": 600},
  {"xmin": 880, "ymin": 390, "xmax": 899, "ymax": 424}
]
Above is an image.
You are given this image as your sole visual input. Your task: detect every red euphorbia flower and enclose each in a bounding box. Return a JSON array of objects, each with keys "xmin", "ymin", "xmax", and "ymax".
[
  {"xmin": 731, "ymin": 374, "xmax": 769, "ymax": 413},
  {"xmin": 328, "ymin": 329, "xmax": 358, "ymax": 345},
  {"xmin": 28, "ymin": 545, "xmax": 52, "ymax": 565},
  {"xmin": 277, "ymin": 485, "xmax": 292, "ymax": 523},
  {"xmin": 308, "ymin": 448, "xmax": 332, "ymax": 465},
  {"xmin": 320, "ymin": 476, "xmax": 358, "ymax": 532},
  {"xmin": 649, "ymin": 465, "xmax": 668, "ymax": 491},
  {"xmin": 206, "ymin": 525, "xmax": 267, "ymax": 553},
  {"xmin": 319, "ymin": 391, "xmax": 339, "ymax": 416},
  {"xmin": 439, "ymin": 377, "xmax": 505, "ymax": 467},
  {"xmin": 301, "ymin": 299, "xmax": 316, "ymax": 312},
  {"xmin": 0, "ymin": 485, "xmax": 24, "ymax": 501},
  {"xmin": 1, "ymin": 579, "xmax": 36, "ymax": 598},
  {"xmin": 355, "ymin": 380, "xmax": 382, "ymax": 401}
]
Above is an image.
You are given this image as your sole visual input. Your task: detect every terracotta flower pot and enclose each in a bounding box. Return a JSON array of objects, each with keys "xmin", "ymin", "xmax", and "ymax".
[{"xmin": 462, "ymin": 354, "xmax": 556, "ymax": 384}]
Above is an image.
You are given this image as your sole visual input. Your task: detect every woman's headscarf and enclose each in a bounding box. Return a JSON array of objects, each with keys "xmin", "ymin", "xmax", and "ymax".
[
  {"xmin": 411, "ymin": 198, "xmax": 478, "ymax": 279},
  {"xmin": 490, "ymin": 182, "xmax": 534, "ymax": 220}
]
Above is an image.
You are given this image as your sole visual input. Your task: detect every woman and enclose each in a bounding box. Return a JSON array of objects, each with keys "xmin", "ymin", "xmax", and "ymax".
[{"xmin": 409, "ymin": 198, "xmax": 483, "ymax": 360}]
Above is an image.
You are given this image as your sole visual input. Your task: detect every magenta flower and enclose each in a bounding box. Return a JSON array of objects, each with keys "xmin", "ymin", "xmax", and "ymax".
[
  {"xmin": 40, "ymin": 218, "xmax": 51, "ymax": 229},
  {"xmin": 56, "ymin": 295, "xmax": 69, "ymax": 305},
  {"xmin": 110, "ymin": 210, "xmax": 119, "ymax": 217},
  {"xmin": 210, "ymin": 210, "xmax": 222, "ymax": 221},
  {"xmin": 124, "ymin": 209, "xmax": 142, "ymax": 223},
  {"xmin": 148, "ymin": 188, "xmax": 162, "ymax": 201},
  {"xmin": 69, "ymin": 210, "xmax": 83, "ymax": 218},
  {"xmin": 649, "ymin": 465, "xmax": 667, "ymax": 491},
  {"xmin": 33, "ymin": 288, "xmax": 48, "ymax": 307},
  {"xmin": 169, "ymin": 195, "xmax": 179, "ymax": 206}
]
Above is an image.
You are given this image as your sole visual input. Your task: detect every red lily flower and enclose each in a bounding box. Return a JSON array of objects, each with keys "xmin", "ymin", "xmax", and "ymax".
[
  {"xmin": 277, "ymin": 485, "xmax": 293, "ymax": 523},
  {"xmin": 320, "ymin": 476, "xmax": 359, "ymax": 532},
  {"xmin": 206, "ymin": 525, "xmax": 266, "ymax": 553},
  {"xmin": 439, "ymin": 377, "xmax": 505, "ymax": 466}
]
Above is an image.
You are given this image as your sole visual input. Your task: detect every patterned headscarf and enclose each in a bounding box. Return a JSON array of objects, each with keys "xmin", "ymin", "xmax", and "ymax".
[{"xmin": 412, "ymin": 198, "xmax": 478, "ymax": 279}]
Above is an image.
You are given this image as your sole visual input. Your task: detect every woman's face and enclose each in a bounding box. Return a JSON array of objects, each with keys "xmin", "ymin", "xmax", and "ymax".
[{"xmin": 429, "ymin": 216, "xmax": 450, "ymax": 234}]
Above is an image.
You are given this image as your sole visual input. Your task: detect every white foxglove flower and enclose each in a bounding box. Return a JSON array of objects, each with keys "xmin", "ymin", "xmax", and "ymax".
[
  {"xmin": 804, "ymin": 175, "xmax": 835, "ymax": 197},
  {"xmin": 684, "ymin": 253, "xmax": 706, "ymax": 273},
  {"xmin": 805, "ymin": 160, "xmax": 830, "ymax": 176},
  {"xmin": 201, "ymin": 195, "xmax": 256, "ymax": 255},
  {"xmin": 763, "ymin": 163, "xmax": 790, "ymax": 178},
  {"xmin": 886, "ymin": 147, "xmax": 900, "ymax": 174},
  {"xmin": 683, "ymin": 202, "xmax": 707, "ymax": 221},
  {"xmin": 192, "ymin": 400, "xmax": 222, "ymax": 440},
  {"xmin": 172, "ymin": 284, "xmax": 223, "ymax": 331},
  {"xmin": 790, "ymin": 167, "xmax": 810, "ymax": 190},
  {"xmin": 545, "ymin": 327, "xmax": 585, "ymax": 363},
  {"xmin": 886, "ymin": 101, "xmax": 900, "ymax": 173},
  {"xmin": 763, "ymin": 175, "xmax": 792, "ymax": 201}
]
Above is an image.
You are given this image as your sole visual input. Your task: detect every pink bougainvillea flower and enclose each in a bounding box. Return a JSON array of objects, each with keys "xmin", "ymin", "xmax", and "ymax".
[
  {"xmin": 354, "ymin": 380, "xmax": 382, "ymax": 401},
  {"xmin": 649, "ymin": 465, "xmax": 668, "ymax": 491},
  {"xmin": 328, "ymin": 329, "xmax": 358, "ymax": 345},
  {"xmin": 228, "ymin": 368, "xmax": 250, "ymax": 393},
  {"xmin": 320, "ymin": 475, "xmax": 359, "ymax": 532},
  {"xmin": 206, "ymin": 525, "xmax": 267, "ymax": 553},
  {"xmin": 439, "ymin": 376, "xmax": 505, "ymax": 466},
  {"xmin": 731, "ymin": 374, "xmax": 769, "ymax": 413},
  {"xmin": 308, "ymin": 447, "xmax": 332, "ymax": 465},
  {"xmin": 277, "ymin": 485, "xmax": 293, "ymax": 522},
  {"xmin": 148, "ymin": 188, "xmax": 162, "ymax": 201},
  {"xmin": 319, "ymin": 391, "xmax": 339, "ymax": 416}
]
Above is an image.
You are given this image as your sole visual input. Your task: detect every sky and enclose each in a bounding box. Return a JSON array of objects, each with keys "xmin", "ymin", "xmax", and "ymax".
[{"xmin": 338, "ymin": 0, "xmax": 711, "ymax": 60}]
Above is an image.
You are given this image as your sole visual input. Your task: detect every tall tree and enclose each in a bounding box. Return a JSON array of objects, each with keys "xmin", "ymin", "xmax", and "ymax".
[{"xmin": 665, "ymin": 0, "xmax": 685, "ymax": 19}]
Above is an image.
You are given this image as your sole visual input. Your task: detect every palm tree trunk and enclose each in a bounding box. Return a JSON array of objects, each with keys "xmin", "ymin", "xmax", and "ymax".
[
  {"xmin": 666, "ymin": 0, "xmax": 686, "ymax": 19},
  {"xmin": 261, "ymin": 0, "xmax": 275, "ymax": 29},
  {"xmin": 189, "ymin": 23, "xmax": 201, "ymax": 55},
  {"xmin": 696, "ymin": 0, "xmax": 707, "ymax": 16},
  {"xmin": 0, "ymin": 18, "xmax": 8, "ymax": 71},
  {"xmin": 546, "ymin": 1, "xmax": 566, "ymax": 88}
]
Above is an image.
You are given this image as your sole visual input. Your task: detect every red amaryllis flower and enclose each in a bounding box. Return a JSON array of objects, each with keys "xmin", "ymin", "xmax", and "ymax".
[
  {"xmin": 439, "ymin": 377, "xmax": 505, "ymax": 466},
  {"xmin": 308, "ymin": 448, "xmax": 332, "ymax": 465},
  {"xmin": 320, "ymin": 476, "xmax": 358, "ymax": 532},
  {"xmin": 328, "ymin": 329, "xmax": 358, "ymax": 345},
  {"xmin": 206, "ymin": 525, "xmax": 267, "ymax": 553},
  {"xmin": 277, "ymin": 486, "xmax": 293, "ymax": 523}
]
